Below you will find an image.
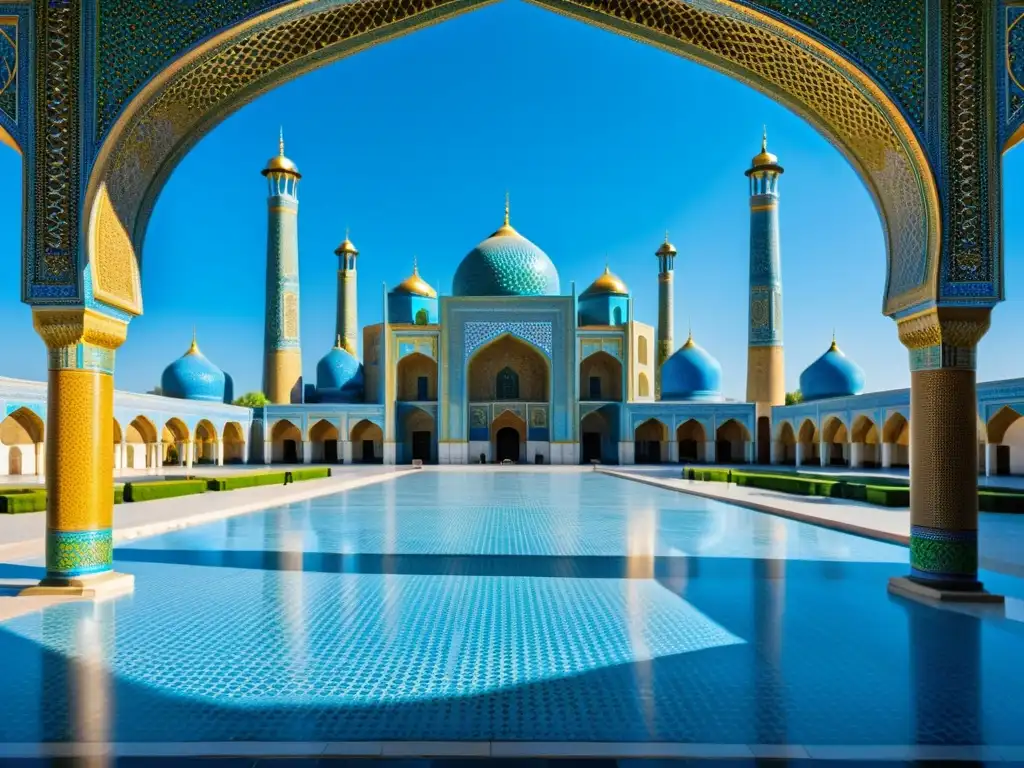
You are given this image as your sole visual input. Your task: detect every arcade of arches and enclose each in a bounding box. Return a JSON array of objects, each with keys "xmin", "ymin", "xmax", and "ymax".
[
  {"xmin": 631, "ymin": 417, "xmax": 753, "ymax": 465},
  {"xmin": 263, "ymin": 417, "xmax": 385, "ymax": 465},
  {"xmin": 0, "ymin": 411, "xmax": 250, "ymax": 477}
]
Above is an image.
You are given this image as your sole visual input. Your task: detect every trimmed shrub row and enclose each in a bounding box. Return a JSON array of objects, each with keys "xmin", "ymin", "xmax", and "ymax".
[
  {"xmin": 205, "ymin": 466, "xmax": 331, "ymax": 491},
  {"xmin": 1, "ymin": 468, "xmax": 334, "ymax": 513},
  {"xmin": 1, "ymin": 485, "xmax": 125, "ymax": 514},
  {"xmin": 682, "ymin": 466, "xmax": 1024, "ymax": 510}
]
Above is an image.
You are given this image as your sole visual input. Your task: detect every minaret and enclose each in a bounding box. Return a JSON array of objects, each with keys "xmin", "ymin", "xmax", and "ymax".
[
  {"xmin": 335, "ymin": 229, "xmax": 359, "ymax": 355},
  {"xmin": 261, "ymin": 129, "xmax": 303, "ymax": 404},
  {"xmin": 655, "ymin": 232, "xmax": 677, "ymax": 397},
  {"xmin": 744, "ymin": 127, "xmax": 785, "ymax": 414}
]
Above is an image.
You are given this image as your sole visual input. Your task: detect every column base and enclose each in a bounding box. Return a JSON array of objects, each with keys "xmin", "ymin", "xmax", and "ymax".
[
  {"xmin": 20, "ymin": 571, "xmax": 135, "ymax": 600},
  {"xmin": 887, "ymin": 576, "xmax": 1003, "ymax": 604}
]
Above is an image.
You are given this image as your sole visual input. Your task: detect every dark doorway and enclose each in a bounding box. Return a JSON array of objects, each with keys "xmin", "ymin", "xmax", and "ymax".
[
  {"xmin": 496, "ymin": 427, "xmax": 520, "ymax": 463},
  {"xmin": 412, "ymin": 430, "xmax": 432, "ymax": 463},
  {"xmin": 829, "ymin": 442, "xmax": 847, "ymax": 466},
  {"xmin": 757, "ymin": 416, "xmax": 771, "ymax": 464},
  {"xmin": 496, "ymin": 368, "xmax": 519, "ymax": 400},
  {"xmin": 324, "ymin": 440, "xmax": 338, "ymax": 463},
  {"xmin": 283, "ymin": 439, "xmax": 298, "ymax": 464},
  {"xmin": 997, "ymin": 444, "xmax": 1011, "ymax": 475},
  {"xmin": 679, "ymin": 439, "xmax": 698, "ymax": 462},
  {"xmin": 635, "ymin": 440, "xmax": 661, "ymax": 464},
  {"xmin": 582, "ymin": 432, "xmax": 602, "ymax": 463},
  {"xmin": 417, "ymin": 376, "xmax": 429, "ymax": 401},
  {"xmin": 716, "ymin": 440, "xmax": 732, "ymax": 464},
  {"xmin": 361, "ymin": 439, "xmax": 379, "ymax": 463},
  {"xmin": 589, "ymin": 376, "xmax": 602, "ymax": 400}
]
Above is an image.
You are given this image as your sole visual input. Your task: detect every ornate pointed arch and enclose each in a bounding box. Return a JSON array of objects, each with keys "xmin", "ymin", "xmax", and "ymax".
[{"xmin": 86, "ymin": 0, "xmax": 938, "ymax": 316}]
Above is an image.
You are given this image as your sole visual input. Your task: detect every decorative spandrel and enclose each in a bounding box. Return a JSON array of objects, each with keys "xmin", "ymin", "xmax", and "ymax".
[
  {"xmin": 747, "ymin": 0, "xmax": 926, "ymax": 129},
  {"xmin": 0, "ymin": 17, "xmax": 16, "ymax": 124},
  {"xmin": 1006, "ymin": 5, "xmax": 1024, "ymax": 128},
  {"xmin": 95, "ymin": 0, "xmax": 292, "ymax": 141}
]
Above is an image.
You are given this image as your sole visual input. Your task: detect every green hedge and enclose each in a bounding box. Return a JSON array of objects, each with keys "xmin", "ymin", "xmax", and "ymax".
[
  {"xmin": 683, "ymin": 466, "xmax": 1014, "ymax": 510},
  {"xmin": 0, "ymin": 485, "xmax": 125, "ymax": 514},
  {"xmin": 206, "ymin": 466, "xmax": 331, "ymax": 492},
  {"xmin": 0, "ymin": 489, "xmax": 47, "ymax": 514},
  {"xmin": 123, "ymin": 479, "xmax": 208, "ymax": 503}
]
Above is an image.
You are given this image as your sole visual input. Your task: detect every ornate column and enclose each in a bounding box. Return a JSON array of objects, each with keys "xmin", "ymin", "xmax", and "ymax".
[
  {"xmin": 889, "ymin": 309, "xmax": 1001, "ymax": 601},
  {"xmin": 21, "ymin": 309, "xmax": 133, "ymax": 596}
]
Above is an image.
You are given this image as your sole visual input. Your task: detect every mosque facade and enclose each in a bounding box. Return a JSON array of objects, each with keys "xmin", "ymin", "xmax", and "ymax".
[{"xmin": 1, "ymin": 133, "xmax": 1014, "ymax": 479}]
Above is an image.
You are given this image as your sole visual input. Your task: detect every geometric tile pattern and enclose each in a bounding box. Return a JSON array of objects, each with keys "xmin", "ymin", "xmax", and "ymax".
[
  {"xmin": 1, "ymin": 472, "xmax": 1023, "ymax": 745},
  {"xmin": 464, "ymin": 322, "xmax": 552, "ymax": 363}
]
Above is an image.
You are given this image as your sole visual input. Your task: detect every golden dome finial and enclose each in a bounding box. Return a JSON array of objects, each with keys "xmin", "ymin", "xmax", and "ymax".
[
  {"xmin": 831, "ymin": 328, "xmax": 838, "ymax": 350},
  {"xmin": 279, "ymin": 126, "xmax": 285, "ymax": 156},
  {"xmin": 412, "ymin": 254, "xmax": 419, "ymax": 275},
  {"xmin": 490, "ymin": 191, "xmax": 518, "ymax": 237},
  {"xmin": 504, "ymin": 191, "xmax": 510, "ymax": 226},
  {"xmin": 188, "ymin": 326, "xmax": 200, "ymax": 355},
  {"xmin": 762, "ymin": 124, "xmax": 767, "ymax": 153},
  {"xmin": 262, "ymin": 127, "xmax": 300, "ymax": 177}
]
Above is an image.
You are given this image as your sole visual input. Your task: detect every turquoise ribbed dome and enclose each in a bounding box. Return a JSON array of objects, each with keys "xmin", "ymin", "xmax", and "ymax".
[
  {"xmin": 799, "ymin": 338, "xmax": 865, "ymax": 401},
  {"xmin": 161, "ymin": 336, "xmax": 228, "ymax": 403},
  {"xmin": 316, "ymin": 339, "xmax": 364, "ymax": 402},
  {"xmin": 452, "ymin": 210, "xmax": 559, "ymax": 297},
  {"xmin": 661, "ymin": 334, "xmax": 722, "ymax": 401}
]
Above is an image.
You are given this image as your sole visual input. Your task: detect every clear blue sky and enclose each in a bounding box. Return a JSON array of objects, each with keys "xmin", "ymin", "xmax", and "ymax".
[{"xmin": 0, "ymin": 0, "xmax": 1021, "ymax": 400}]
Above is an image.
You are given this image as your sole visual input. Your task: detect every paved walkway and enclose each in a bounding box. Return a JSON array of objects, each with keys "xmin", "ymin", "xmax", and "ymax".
[{"xmin": 603, "ymin": 467, "xmax": 1024, "ymax": 578}]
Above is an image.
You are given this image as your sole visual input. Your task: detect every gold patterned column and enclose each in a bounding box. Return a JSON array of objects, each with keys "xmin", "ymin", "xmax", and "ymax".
[
  {"xmin": 888, "ymin": 307, "xmax": 1001, "ymax": 602},
  {"xmin": 21, "ymin": 308, "xmax": 134, "ymax": 597}
]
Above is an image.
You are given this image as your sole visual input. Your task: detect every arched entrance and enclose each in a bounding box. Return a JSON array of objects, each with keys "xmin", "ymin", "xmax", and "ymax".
[
  {"xmin": 775, "ymin": 421, "xmax": 796, "ymax": 465},
  {"xmin": 797, "ymin": 419, "xmax": 818, "ymax": 467},
  {"xmin": 851, "ymin": 415, "xmax": 880, "ymax": 469},
  {"xmin": 496, "ymin": 427, "xmax": 520, "ymax": 463},
  {"xmin": 882, "ymin": 412, "xmax": 910, "ymax": 469},
  {"xmin": 309, "ymin": 419, "xmax": 340, "ymax": 463},
  {"xmin": 0, "ymin": 407, "xmax": 44, "ymax": 477},
  {"xmin": 676, "ymin": 419, "xmax": 706, "ymax": 463},
  {"xmin": 468, "ymin": 334, "xmax": 550, "ymax": 403},
  {"xmin": 397, "ymin": 352, "xmax": 437, "ymax": 402},
  {"xmin": 223, "ymin": 422, "xmax": 247, "ymax": 463},
  {"xmin": 163, "ymin": 418, "xmax": 190, "ymax": 465},
  {"xmin": 351, "ymin": 419, "xmax": 384, "ymax": 464},
  {"xmin": 491, "ymin": 409, "xmax": 526, "ymax": 464},
  {"xmin": 402, "ymin": 408, "xmax": 435, "ymax": 464},
  {"xmin": 716, "ymin": 419, "xmax": 751, "ymax": 464},
  {"xmin": 986, "ymin": 406, "xmax": 1023, "ymax": 476},
  {"xmin": 195, "ymin": 420, "xmax": 218, "ymax": 464},
  {"xmin": 130, "ymin": 415, "xmax": 159, "ymax": 469},
  {"xmin": 580, "ymin": 409, "xmax": 614, "ymax": 464},
  {"xmin": 580, "ymin": 351, "xmax": 622, "ymax": 402},
  {"xmin": 821, "ymin": 417, "xmax": 848, "ymax": 467},
  {"xmin": 271, "ymin": 419, "xmax": 302, "ymax": 464},
  {"xmin": 634, "ymin": 419, "xmax": 667, "ymax": 464}
]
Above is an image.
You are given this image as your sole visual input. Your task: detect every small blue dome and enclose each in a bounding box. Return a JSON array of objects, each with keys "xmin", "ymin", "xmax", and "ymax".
[
  {"xmin": 799, "ymin": 338, "xmax": 865, "ymax": 401},
  {"xmin": 452, "ymin": 214, "xmax": 559, "ymax": 297},
  {"xmin": 161, "ymin": 337, "xmax": 227, "ymax": 402},
  {"xmin": 661, "ymin": 335, "xmax": 722, "ymax": 401},
  {"xmin": 316, "ymin": 341, "xmax": 364, "ymax": 401}
]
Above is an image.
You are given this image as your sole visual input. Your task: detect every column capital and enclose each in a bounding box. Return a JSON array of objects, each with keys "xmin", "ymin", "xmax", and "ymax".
[
  {"xmin": 896, "ymin": 307, "xmax": 990, "ymax": 350},
  {"xmin": 33, "ymin": 307, "xmax": 129, "ymax": 349}
]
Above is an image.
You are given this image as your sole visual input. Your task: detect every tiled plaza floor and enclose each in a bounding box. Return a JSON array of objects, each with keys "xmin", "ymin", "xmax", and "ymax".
[{"xmin": 1, "ymin": 470, "xmax": 1022, "ymax": 754}]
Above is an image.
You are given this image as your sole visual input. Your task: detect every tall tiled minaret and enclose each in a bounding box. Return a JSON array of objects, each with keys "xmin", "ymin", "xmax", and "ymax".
[
  {"xmin": 655, "ymin": 232, "xmax": 677, "ymax": 398},
  {"xmin": 745, "ymin": 128, "xmax": 785, "ymax": 415},
  {"xmin": 335, "ymin": 230, "xmax": 359, "ymax": 355},
  {"xmin": 261, "ymin": 129, "xmax": 303, "ymax": 404}
]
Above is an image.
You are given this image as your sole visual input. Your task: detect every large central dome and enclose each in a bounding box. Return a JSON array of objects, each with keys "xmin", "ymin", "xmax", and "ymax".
[{"xmin": 452, "ymin": 202, "xmax": 560, "ymax": 297}]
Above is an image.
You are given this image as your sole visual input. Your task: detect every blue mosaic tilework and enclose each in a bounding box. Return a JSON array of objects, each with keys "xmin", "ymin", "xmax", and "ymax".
[
  {"xmin": 0, "ymin": 19, "xmax": 15, "ymax": 124},
  {"xmin": 452, "ymin": 234, "xmax": 560, "ymax": 297},
  {"xmin": 464, "ymin": 322, "xmax": 552, "ymax": 362},
  {"xmin": 750, "ymin": 0, "xmax": 925, "ymax": 128},
  {"xmin": 2, "ymin": 472, "xmax": 1024, "ymax": 745}
]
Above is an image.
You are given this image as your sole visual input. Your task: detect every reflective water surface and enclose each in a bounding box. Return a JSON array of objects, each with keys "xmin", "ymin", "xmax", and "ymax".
[{"xmin": 1, "ymin": 471, "xmax": 1023, "ymax": 745}]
